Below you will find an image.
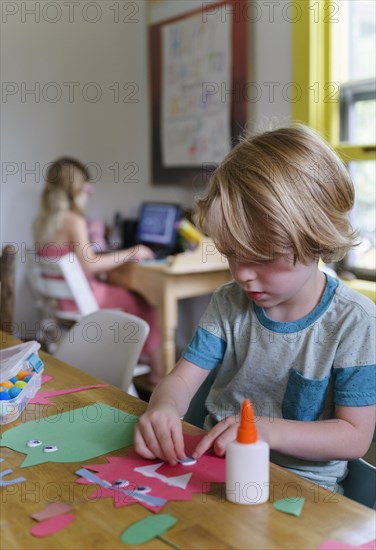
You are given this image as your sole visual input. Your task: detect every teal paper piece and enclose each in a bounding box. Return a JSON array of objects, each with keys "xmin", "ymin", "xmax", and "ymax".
[
  {"xmin": 0, "ymin": 403, "xmax": 137, "ymax": 467},
  {"xmin": 273, "ymin": 497, "xmax": 305, "ymax": 516},
  {"xmin": 120, "ymin": 514, "xmax": 177, "ymax": 545}
]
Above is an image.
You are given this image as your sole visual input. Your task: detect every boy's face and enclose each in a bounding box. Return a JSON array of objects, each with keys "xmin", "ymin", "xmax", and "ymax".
[{"xmin": 227, "ymin": 253, "xmax": 322, "ymax": 317}]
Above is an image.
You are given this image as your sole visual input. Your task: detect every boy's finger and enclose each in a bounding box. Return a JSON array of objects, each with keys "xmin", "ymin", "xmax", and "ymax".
[
  {"xmin": 154, "ymin": 427, "xmax": 179, "ymax": 465},
  {"xmin": 170, "ymin": 424, "xmax": 185, "ymax": 460},
  {"xmin": 192, "ymin": 417, "xmax": 237, "ymax": 458},
  {"xmin": 191, "ymin": 432, "xmax": 215, "ymax": 458},
  {"xmin": 213, "ymin": 432, "xmax": 231, "ymax": 456},
  {"xmin": 137, "ymin": 422, "xmax": 167, "ymax": 461},
  {"xmin": 133, "ymin": 429, "xmax": 158, "ymax": 460}
]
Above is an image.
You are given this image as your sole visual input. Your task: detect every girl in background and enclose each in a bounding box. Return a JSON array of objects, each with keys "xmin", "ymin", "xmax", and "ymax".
[{"xmin": 33, "ymin": 157, "xmax": 163, "ymax": 385}]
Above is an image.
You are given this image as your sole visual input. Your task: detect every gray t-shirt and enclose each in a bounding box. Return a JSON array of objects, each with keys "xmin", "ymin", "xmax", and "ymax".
[{"xmin": 183, "ymin": 275, "xmax": 376, "ymax": 491}]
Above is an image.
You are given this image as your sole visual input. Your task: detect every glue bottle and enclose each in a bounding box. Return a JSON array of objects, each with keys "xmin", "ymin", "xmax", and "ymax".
[{"xmin": 226, "ymin": 399, "xmax": 269, "ymax": 505}]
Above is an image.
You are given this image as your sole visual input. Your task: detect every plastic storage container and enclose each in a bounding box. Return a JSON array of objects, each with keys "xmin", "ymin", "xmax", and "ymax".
[{"xmin": 0, "ymin": 341, "xmax": 44, "ymax": 424}]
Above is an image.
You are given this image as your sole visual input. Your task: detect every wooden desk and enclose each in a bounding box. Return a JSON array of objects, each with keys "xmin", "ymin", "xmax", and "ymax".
[
  {"xmin": 108, "ymin": 241, "xmax": 232, "ymax": 375},
  {"xmin": 1, "ymin": 333, "xmax": 375, "ymax": 550}
]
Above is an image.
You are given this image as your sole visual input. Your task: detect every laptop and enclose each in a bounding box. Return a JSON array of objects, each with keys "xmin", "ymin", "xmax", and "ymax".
[{"xmin": 136, "ymin": 202, "xmax": 182, "ymax": 259}]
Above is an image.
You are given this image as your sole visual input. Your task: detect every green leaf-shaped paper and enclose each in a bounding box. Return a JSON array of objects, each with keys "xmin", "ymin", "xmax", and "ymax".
[{"xmin": 120, "ymin": 514, "xmax": 177, "ymax": 545}]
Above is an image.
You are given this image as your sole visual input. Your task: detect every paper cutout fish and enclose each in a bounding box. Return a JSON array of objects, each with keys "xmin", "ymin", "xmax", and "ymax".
[{"xmin": 0, "ymin": 403, "xmax": 137, "ymax": 467}]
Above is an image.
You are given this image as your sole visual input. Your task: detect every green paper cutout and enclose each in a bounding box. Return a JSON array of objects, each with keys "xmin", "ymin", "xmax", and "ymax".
[
  {"xmin": 273, "ymin": 497, "xmax": 305, "ymax": 516},
  {"xmin": 0, "ymin": 403, "xmax": 137, "ymax": 467},
  {"xmin": 120, "ymin": 514, "xmax": 177, "ymax": 545}
]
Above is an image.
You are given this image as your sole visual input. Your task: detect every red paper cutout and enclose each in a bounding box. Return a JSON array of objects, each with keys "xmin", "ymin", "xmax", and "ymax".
[
  {"xmin": 30, "ymin": 514, "xmax": 75, "ymax": 537},
  {"xmin": 76, "ymin": 434, "xmax": 225, "ymax": 512}
]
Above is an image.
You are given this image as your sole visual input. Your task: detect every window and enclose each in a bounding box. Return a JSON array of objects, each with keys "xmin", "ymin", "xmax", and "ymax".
[{"xmin": 293, "ymin": 0, "xmax": 376, "ymax": 279}]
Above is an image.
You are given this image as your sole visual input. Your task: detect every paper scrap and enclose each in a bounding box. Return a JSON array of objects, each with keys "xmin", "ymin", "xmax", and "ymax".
[
  {"xmin": 120, "ymin": 514, "xmax": 177, "ymax": 545},
  {"xmin": 319, "ymin": 540, "xmax": 376, "ymax": 550},
  {"xmin": 272, "ymin": 497, "xmax": 305, "ymax": 516},
  {"xmin": 0, "ymin": 467, "xmax": 26, "ymax": 487},
  {"xmin": 41, "ymin": 374, "xmax": 53, "ymax": 385},
  {"xmin": 30, "ymin": 514, "xmax": 75, "ymax": 537},
  {"xmin": 32, "ymin": 502, "xmax": 71, "ymax": 522},
  {"xmin": 29, "ymin": 384, "xmax": 108, "ymax": 405},
  {"xmin": 134, "ymin": 463, "xmax": 192, "ymax": 490}
]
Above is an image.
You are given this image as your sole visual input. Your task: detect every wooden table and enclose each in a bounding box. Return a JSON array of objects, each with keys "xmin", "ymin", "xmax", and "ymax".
[
  {"xmin": 1, "ymin": 333, "xmax": 375, "ymax": 550},
  {"xmin": 108, "ymin": 240, "xmax": 232, "ymax": 375}
]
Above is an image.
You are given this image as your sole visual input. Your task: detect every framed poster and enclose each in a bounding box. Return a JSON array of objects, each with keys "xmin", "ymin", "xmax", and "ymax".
[{"xmin": 149, "ymin": 0, "xmax": 248, "ymax": 185}]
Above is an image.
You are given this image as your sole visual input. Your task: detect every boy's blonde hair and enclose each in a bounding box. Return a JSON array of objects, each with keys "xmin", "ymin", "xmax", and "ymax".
[
  {"xmin": 33, "ymin": 158, "xmax": 90, "ymax": 243},
  {"xmin": 196, "ymin": 124, "xmax": 358, "ymax": 264}
]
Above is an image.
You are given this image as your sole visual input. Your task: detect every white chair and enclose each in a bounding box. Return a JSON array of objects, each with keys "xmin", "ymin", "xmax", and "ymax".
[
  {"xmin": 54, "ymin": 309, "xmax": 150, "ymax": 394},
  {"xmin": 25, "ymin": 252, "xmax": 99, "ymax": 351}
]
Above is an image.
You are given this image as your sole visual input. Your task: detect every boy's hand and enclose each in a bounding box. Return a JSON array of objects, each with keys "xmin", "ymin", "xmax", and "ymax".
[
  {"xmin": 193, "ymin": 416, "xmax": 273, "ymax": 459},
  {"xmin": 134, "ymin": 405, "xmax": 186, "ymax": 465},
  {"xmin": 192, "ymin": 416, "xmax": 239, "ymax": 458}
]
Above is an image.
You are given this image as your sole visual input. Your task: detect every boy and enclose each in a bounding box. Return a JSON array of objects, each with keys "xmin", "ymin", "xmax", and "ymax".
[{"xmin": 134, "ymin": 125, "xmax": 375, "ymax": 491}]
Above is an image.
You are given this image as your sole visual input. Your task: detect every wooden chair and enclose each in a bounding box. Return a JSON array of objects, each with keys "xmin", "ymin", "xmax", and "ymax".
[{"xmin": 0, "ymin": 245, "xmax": 17, "ymax": 334}]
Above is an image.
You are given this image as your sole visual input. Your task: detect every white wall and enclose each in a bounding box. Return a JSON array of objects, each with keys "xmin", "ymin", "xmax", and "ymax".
[{"xmin": 1, "ymin": 0, "xmax": 291, "ymax": 341}]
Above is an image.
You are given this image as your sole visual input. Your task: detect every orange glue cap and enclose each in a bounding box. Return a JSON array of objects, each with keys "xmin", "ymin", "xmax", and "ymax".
[{"xmin": 237, "ymin": 399, "xmax": 258, "ymax": 444}]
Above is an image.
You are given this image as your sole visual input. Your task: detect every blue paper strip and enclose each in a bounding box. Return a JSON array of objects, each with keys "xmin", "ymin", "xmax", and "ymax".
[{"xmin": 76, "ymin": 468, "xmax": 167, "ymax": 507}]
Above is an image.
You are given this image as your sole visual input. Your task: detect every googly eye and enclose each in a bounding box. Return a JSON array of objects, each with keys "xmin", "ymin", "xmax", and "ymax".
[
  {"xmin": 136, "ymin": 486, "xmax": 151, "ymax": 494},
  {"xmin": 43, "ymin": 445, "xmax": 58, "ymax": 453},
  {"xmin": 112, "ymin": 479, "xmax": 129, "ymax": 488},
  {"xmin": 27, "ymin": 439, "xmax": 42, "ymax": 448},
  {"xmin": 178, "ymin": 456, "xmax": 197, "ymax": 466}
]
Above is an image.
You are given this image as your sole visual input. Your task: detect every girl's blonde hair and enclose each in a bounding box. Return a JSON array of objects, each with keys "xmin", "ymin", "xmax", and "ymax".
[
  {"xmin": 196, "ymin": 124, "xmax": 358, "ymax": 264},
  {"xmin": 33, "ymin": 158, "xmax": 90, "ymax": 243}
]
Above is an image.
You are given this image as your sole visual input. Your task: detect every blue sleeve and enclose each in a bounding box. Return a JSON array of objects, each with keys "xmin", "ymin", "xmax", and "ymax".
[
  {"xmin": 182, "ymin": 326, "xmax": 226, "ymax": 370},
  {"xmin": 333, "ymin": 364, "xmax": 376, "ymax": 406}
]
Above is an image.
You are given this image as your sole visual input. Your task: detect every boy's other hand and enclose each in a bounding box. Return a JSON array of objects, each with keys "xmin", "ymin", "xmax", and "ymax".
[
  {"xmin": 192, "ymin": 415, "xmax": 239, "ymax": 458},
  {"xmin": 134, "ymin": 405, "xmax": 186, "ymax": 465}
]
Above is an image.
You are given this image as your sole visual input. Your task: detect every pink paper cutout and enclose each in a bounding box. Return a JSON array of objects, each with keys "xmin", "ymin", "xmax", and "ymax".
[
  {"xmin": 76, "ymin": 433, "xmax": 225, "ymax": 512},
  {"xmin": 32, "ymin": 502, "xmax": 71, "ymax": 522},
  {"xmin": 30, "ymin": 384, "xmax": 108, "ymax": 405},
  {"xmin": 319, "ymin": 540, "xmax": 376, "ymax": 550},
  {"xmin": 41, "ymin": 374, "xmax": 53, "ymax": 385},
  {"xmin": 30, "ymin": 514, "xmax": 75, "ymax": 537}
]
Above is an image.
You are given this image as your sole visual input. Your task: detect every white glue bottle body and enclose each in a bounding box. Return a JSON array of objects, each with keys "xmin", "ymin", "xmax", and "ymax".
[{"xmin": 226, "ymin": 399, "xmax": 270, "ymax": 505}]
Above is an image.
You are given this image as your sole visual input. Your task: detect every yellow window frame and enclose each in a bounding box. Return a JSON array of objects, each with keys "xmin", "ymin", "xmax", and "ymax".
[{"xmin": 292, "ymin": 0, "xmax": 376, "ymax": 163}]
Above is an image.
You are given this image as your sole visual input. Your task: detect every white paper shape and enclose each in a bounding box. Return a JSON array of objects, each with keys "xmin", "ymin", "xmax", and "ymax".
[{"xmin": 134, "ymin": 463, "xmax": 192, "ymax": 490}]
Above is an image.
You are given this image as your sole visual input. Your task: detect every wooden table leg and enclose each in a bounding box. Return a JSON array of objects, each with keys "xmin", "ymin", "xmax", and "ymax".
[{"xmin": 160, "ymin": 285, "xmax": 178, "ymax": 375}]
